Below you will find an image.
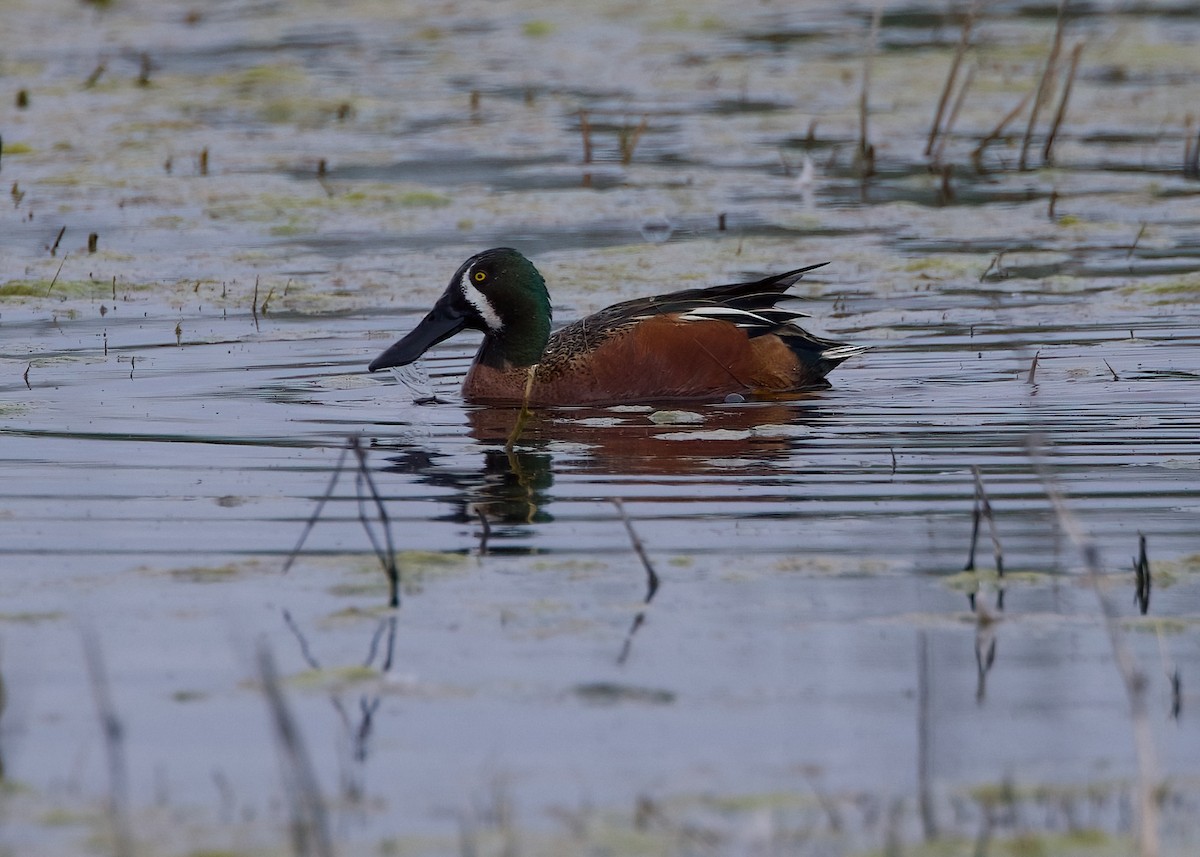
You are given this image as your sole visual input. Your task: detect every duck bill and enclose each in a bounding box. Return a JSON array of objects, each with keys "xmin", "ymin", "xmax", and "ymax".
[{"xmin": 369, "ymin": 291, "xmax": 469, "ymax": 372}]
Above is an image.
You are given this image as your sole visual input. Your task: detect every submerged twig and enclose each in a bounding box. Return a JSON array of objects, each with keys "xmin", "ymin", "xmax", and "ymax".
[{"xmin": 1028, "ymin": 435, "xmax": 1160, "ymax": 857}]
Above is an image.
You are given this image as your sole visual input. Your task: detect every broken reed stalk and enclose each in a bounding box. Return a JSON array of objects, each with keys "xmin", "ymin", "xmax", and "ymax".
[
  {"xmin": 471, "ymin": 503, "xmax": 492, "ymax": 555},
  {"xmin": 84, "ymin": 62, "xmax": 106, "ymax": 87},
  {"xmin": 972, "ymin": 88, "xmax": 1034, "ymax": 171},
  {"xmin": 252, "ymin": 276, "xmax": 261, "ymax": 331},
  {"xmin": 1019, "ymin": 0, "xmax": 1068, "ymax": 170},
  {"xmin": 1028, "ymin": 436, "xmax": 1160, "ymax": 857},
  {"xmin": 857, "ymin": 4, "xmax": 883, "ymax": 178},
  {"xmin": 256, "ymin": 643, "xmax": 335, "ymax": 857},
  {"xmin": 979, "ymin": 250, "xmax": 1008, "ymax": 281},
  {"xmin": 81, "ymin": 630, "xmax": 134, "ymax": 857},
  {"xmin": 1127, "ymin": 222, "xmax": 1147, "ymax": 259},
  {"xmin": 45, "ymin": 253, "xmax": 68, "ymax": 296},
  {"xmin": 49, "ymin": 225, "xmax": 66, "ymax": 256},
  {"xmin": 1042, "ymin": 41, "xmax": 1084, "ymax": 164},
  {"xmin": 925, "ymin": 2, "xmax": 978, "ymax": 158},
  {"xmin": 1027, "ymin": 350, "xmax": 1040, "ymax": 384},
  {"xmin": 578, "ymin": 109, "xmax": 593, "ymax": 164},
  {"xmin": 618, "ymin": 115, "xmax": 648, "ymax": 165},
  {"xmin": 932, "ymin": 65, "xmax": 976, "ymax": 167}
]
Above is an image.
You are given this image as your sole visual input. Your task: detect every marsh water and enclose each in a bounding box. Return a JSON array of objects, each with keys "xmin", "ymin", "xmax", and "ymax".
[{"xmin": 2, "ymin": 1, "xmax": 1200, "ymax": 854}]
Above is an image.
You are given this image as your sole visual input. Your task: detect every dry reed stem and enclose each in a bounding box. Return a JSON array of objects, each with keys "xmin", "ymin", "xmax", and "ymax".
[
  {"xmin": 45, "ymin": 253, "xmax": 68, "ymax": 296},
  {"xmin": 1019, "ymin": 0, "xmax": 1068, "ymax": 170},
  {"xmin": 857, "ymin": 4, "xmax": 883, "ymax": 177},
  {"xmin": 972, "ymin": 89, "xmax": 1034, "ymax": 171},
  {"xmin": 1042, "ymin": 41, "xmax": 1084, "ymax": 164},
  {"xmin": 578, "ymin": 110, "xmax": 593, "ymax": 164},
  {"xmin": 619, "ymin": 115, "xmax": 648, "ymax": 165},
  {"xmin": 932, "ymin": 65, "xmax": 976, "ymax": 166},
  {"xmin": 926, "ymin": 3, "xmax": 978, "ymax": 158}
]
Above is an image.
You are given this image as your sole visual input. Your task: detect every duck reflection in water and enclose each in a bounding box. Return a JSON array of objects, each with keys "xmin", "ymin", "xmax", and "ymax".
[{"xmin": 376, "ymin": 397, "xmax": 830, "ymax": 537}]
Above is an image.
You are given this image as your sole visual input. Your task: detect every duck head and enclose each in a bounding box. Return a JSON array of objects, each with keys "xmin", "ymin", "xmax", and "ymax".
[{"xmin": 369, "ymin": 247, "xmax": 553, "ymax": 372}]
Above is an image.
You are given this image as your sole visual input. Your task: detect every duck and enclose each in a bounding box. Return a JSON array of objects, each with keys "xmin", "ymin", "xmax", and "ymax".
[{"xmin": 368, "ymin": 247, "xmax": 862, "ymax": 405}]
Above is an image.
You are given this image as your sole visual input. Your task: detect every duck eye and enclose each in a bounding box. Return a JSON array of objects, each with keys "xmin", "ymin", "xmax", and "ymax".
[{"xmin": 473, "ymin": 271, "xmax": 487, "ymax": 283}]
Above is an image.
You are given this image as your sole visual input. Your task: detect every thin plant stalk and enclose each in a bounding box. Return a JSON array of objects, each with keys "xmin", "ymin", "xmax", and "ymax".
[
  {"xmin": 972, "ymin": 89, "xmax": 1034, "ymax": 171},
  {"xmin": 933, "ymin": 65, "xmax": 977, "ymax": 166},
  {"xmin": 1042, "ymin": 41, "xmax": 1084, "ymax": 164},
  {"xmin": 926, "ymin": 3, "xmax": 978, "ymax": 158},
  {"xmin": 1019, "ymin": 0, "xmax": 1068, "ymax": 170}
]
